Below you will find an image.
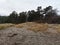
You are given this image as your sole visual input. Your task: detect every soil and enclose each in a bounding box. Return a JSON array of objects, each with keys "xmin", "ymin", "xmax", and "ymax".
[{"xmin": 0, "ymin": 27, "xmax": 60, "ymax": 45}]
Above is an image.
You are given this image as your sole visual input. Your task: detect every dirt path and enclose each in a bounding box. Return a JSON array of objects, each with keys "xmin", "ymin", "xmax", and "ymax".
[{"xmin": 0, "ymin": 27, "xmax": 60, "ymax": 45}]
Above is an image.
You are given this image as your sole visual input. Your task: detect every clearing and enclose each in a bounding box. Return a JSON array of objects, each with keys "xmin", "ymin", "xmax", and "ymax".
[{"xmin": 0, "ymin": 22, "xmax": 60, "ymax": 45}]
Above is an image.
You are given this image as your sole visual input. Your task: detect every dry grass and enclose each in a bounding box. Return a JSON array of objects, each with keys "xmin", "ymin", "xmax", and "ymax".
[
  {"xmin": 27, "ymin": 22, "xmax": 48, "ymax": 32},
  {"xmin": 15, "ymin": 23, "xmax": 26, "ymax": 28},
  {"xmin": 2, "ymin": 22, "xmax": 60, "ymax": 33},
  {"xmin": 15, "ymin": 22, "xmax": 49, "ymax": 32},
  {"xmin": 15, "ymin": 22, "xmax": 60, "ymax": 32},
  {"xmin": 0, "ymin": 23, "xmax": 14, "ymax": 30},
  {"xmin": 48, "ymin": 24, "xmax": 60, "ymax": 33}
]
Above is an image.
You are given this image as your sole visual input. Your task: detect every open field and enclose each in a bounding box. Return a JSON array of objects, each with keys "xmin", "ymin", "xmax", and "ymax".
[{"xmin": 0, "ymin": 22, "xmax": 60, "ymax": 45}]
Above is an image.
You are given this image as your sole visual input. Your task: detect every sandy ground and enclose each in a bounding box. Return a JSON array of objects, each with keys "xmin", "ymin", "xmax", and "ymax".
[{"xmin": 0, "ymin": 27, "xmax": 60, "ymax": 45}]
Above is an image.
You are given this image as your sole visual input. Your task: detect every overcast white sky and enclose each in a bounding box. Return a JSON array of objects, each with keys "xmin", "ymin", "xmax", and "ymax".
[{"xmin": 0, "ymin": 0, "xmax": 60, "ymax": 16}]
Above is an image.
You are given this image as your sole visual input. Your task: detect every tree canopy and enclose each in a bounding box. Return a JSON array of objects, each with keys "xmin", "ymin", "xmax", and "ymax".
[{"xmin": 0, "ymin": 6, "xmax": 60, "ymax": 24}]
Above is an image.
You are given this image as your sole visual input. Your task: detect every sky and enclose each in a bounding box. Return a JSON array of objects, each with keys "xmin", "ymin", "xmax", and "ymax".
[{"xmin": 0, "ymin": 0, "xmax": 60, "ymax": 16}]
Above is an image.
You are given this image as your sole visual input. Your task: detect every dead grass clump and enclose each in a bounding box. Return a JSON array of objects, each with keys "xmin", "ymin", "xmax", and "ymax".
[
  {"xmin": 53, "ymin": 25, "xmax": 60, "ymax": 33},
  {"xmin": 15, "ymin": 23, "xmax": 26, "ymax": 28},
  {"xmin": 47, "ymin": 24, "xmax": 60, "ymax": 33},
  {"xmin": 27, "ymin": 23, "xmax": 48, "ymax": 32},
  {"xmin": 15, "ymin": 22, "xmax": 48, "ymax": 32},
  {"xmin": 0, "ymin": 24, "xmax": 14, "ymax": 30}
]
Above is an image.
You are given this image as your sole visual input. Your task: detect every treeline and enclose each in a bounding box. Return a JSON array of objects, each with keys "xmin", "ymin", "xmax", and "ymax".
[{"xmin": 0, "ymin": 6, "xmax": 60, "ymax": 24}]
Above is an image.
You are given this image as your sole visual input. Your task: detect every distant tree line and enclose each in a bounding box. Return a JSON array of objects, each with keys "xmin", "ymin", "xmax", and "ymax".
[{"xmin": 0, "ymin": 6, "xmax": 60, "ymax": 24}]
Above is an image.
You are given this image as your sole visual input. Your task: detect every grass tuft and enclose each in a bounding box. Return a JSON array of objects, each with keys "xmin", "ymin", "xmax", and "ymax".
[{"xmin": 0, "ymin": 23, "xmax": 14, "ymax": 30}]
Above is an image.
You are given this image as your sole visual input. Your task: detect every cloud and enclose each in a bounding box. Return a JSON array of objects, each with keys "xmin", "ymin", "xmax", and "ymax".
[
  {"xmin": 0, "ymin": 0, "xmax": 6, "ymax": 3},
  {"xmin": 0, "ymin": 0, "xmax": 60, "ymax": 15}
]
